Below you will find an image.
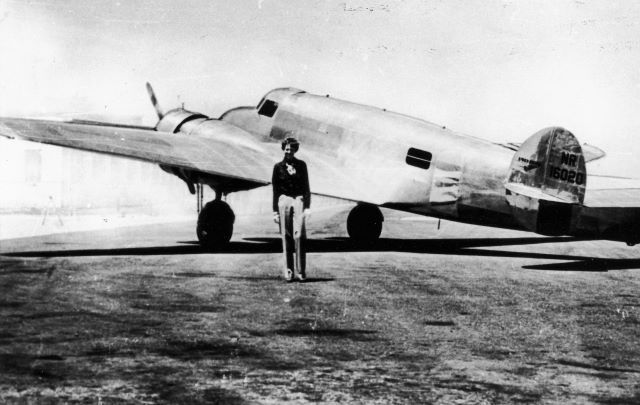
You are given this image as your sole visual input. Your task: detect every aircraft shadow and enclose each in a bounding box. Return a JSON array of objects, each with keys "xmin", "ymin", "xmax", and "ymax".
[
  {"xmin": 2, "ymin": 235, "xmax": 566, "ymax": 257},
  {"xmin": 522, "ymin": 260, "xmax": 640, "ymax": 272},
  {"xmin": 4, "ymin": 235, "xmax": 639, "ymax": 271}
]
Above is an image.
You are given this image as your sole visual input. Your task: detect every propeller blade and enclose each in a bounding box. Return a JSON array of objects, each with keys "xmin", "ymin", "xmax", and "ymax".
[{"xmin": 146, "ymin": 82, "xmax": 164, "ymax": 120}]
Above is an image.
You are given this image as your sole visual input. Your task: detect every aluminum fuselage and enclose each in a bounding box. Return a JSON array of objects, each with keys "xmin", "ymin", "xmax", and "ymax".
[
  {"xmin": 222, "ymin": 89, "xmax": 521, "ymax": 231},
  {"xmin": 220, "ymin": 88, "xmax": 640, "ymax": 243}
]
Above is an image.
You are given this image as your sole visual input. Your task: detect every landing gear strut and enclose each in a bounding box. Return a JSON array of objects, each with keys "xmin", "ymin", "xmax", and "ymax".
[
  {"xmin": 196, "ymin": 194, "xmax": 235, "ymax": 251},
  {"xmin": 346, "ymin": 204, "xmax": 383, "ymax": 244}
]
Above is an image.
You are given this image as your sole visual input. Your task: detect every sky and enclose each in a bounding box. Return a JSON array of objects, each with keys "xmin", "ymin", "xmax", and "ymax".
[{"xmin": 1, "ymin": 0, "xmax": 640, "ymax": 175}]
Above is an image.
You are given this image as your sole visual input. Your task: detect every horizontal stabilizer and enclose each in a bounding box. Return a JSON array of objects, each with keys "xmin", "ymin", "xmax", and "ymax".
[
  {"xmin": 496, "ymin": 141, "xmax": 605, "ymax": 163},
  {"xmin": 504, "ymin": 183, "xmax": 572, "ymax": 204},
  {"xmin": 581, "ymin": 143, "xmax": 605, "ymax": 163}
]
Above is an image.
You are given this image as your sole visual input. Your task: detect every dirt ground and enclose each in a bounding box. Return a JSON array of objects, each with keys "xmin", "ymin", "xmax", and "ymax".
[{"xmin": 1, "ymin": 206, "xmax": 639, "ymax": 404}]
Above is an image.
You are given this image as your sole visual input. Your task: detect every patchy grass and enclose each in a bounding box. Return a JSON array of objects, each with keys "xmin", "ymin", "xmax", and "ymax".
[{"xmin": 1, "ymin": 212, "xmax": 640, "ymax": 403}]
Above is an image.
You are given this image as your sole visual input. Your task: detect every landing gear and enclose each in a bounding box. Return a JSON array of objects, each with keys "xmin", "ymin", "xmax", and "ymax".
[
  {"xmin": 197, "ymin": 199, "xmax": 235, "ymax": 250},
  {"xmin": 346, "ymin": 204, "xmax": 383, "ymax": 244}
]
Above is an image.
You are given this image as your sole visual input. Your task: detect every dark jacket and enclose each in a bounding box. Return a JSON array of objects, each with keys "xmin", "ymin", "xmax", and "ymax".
[{"xmin": 272, "ymin": 157, "xmax": 311, "ymax": 211}]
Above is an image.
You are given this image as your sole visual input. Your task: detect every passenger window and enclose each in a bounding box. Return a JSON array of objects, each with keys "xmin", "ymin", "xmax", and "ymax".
[
  {"xmin": 258, "ymin": 99, "xmax": 278, "ymax": 117},
  {"xmin": 406, "ymin": 147, "xmax": 432, "ymax": 170}
]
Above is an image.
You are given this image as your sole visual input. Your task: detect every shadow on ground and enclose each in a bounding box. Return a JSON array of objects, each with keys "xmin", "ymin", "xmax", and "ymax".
[{"xmin": 4, "ymin": 236, "xmax": 640, "ymax": 271}]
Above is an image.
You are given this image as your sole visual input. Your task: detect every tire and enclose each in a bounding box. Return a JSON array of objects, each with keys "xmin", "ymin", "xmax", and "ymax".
[
  {"xmin": 346, "ymin": 204, "xmax": 383, "ymax": 244},
  {"xmin": 196, "ymin": 200, "xmax": 235, "ymax": 251}
]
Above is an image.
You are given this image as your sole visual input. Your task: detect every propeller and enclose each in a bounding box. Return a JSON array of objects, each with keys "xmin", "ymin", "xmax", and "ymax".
[{"xmin": 145, "ymin": 82, "xmax": 164, "ymax": 120}]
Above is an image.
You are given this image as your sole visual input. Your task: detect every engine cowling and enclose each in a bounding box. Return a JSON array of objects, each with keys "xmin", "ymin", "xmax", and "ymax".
[{"xmin": 156, "ymin": 108, "xmax": 208, "ymax": 133}]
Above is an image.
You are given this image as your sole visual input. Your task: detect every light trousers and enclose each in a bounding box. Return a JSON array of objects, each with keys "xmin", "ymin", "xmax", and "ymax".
[{"xmin": 278, "ymin": 195, "xmax": 306, "ymax": 278}]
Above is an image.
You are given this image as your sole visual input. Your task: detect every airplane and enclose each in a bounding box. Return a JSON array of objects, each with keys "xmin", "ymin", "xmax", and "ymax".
[{"xmin": 1, "ymin": 83, "xmax": 640, "ymax": 249}]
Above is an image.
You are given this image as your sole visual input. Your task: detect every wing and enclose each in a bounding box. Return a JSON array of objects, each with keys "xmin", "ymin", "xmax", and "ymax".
[
  {"xmin": 0, "ymin": 117, "xmax": 276, "ymax": 190},
  {"xmin": 496, "ymin": 141, "xmax": 606, "ymax": 163}
]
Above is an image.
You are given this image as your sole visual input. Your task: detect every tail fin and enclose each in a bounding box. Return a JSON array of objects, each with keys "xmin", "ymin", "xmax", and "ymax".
[{"xmin": 505, "ymin": 127, "xmax": 586, "ymax": 235}]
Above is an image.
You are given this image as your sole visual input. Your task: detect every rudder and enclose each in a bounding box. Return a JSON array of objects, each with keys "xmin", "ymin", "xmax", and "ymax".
[{"xmin": 505, "ymin": 127, "xmax": 586, "ymax": 235}]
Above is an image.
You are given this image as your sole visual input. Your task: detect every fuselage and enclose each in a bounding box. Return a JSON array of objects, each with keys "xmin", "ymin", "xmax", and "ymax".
[
  {"xmin": 217, "ymin": 88, "xmax": 640, "ymax": 244},
  {"xmin": 222, "ymin": 88, "xmax": 520, "ymax": 230}
]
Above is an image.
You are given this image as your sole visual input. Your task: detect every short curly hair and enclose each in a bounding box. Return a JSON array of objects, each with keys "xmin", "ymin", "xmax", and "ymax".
[{"xmin": 281, "ymin": 137, "xmax": 300, "ymax": 152}]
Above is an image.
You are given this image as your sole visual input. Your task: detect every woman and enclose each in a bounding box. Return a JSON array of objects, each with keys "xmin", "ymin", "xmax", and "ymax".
[{"xmin": 272, "ymin": 137, "xmax": 311, "ymax": 281}]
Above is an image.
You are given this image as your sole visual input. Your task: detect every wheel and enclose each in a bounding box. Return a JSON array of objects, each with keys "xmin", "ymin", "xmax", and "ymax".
[
  {"xmin": 346, "ymin": 204, "xmax": 383, "ymax": 244},
  {"xmin": 196, "ymin": 200, "xmax": 235, "ymax": 250}
]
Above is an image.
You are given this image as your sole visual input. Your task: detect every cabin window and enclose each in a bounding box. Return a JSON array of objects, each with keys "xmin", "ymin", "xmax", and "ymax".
[
  {"xmin": 406, "ymin": 147, "xmax": 432, "ymax": 170},
  {"xmin": 258, "ymin": 99, "xmax": 278, "ymax": 117}
]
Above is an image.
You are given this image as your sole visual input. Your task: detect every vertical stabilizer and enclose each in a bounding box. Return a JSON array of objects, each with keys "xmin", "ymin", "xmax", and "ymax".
[{"xmin": 505, "ymin": 127, "xmax": 586, "ymax": 235}]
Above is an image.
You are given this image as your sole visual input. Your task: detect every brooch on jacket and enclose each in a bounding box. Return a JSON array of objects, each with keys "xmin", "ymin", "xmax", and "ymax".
[{"xmin": 285, "ymin": 163, "xmax": 297, "ymax": 175}]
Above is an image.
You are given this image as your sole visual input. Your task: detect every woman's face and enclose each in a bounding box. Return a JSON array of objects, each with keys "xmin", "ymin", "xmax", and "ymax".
[{"xmin": 283, "ymin": 144, "xmax": 296, "ymax": 161}]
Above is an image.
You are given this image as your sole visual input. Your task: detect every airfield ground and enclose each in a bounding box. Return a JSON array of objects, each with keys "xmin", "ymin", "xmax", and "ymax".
[{"xmin": 1, "ymin": 206, "xmax": 639, "ymax": 404}]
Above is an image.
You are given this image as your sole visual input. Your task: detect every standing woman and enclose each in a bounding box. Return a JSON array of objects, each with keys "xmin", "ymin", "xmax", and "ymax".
[{"xmin": 272, "ymin": 137, "xmax": 311, "ymax": 281}]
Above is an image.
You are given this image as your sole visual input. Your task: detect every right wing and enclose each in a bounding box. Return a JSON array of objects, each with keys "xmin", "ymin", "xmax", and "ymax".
[{"xmin": 0, "ymin": 117, "xmax": 276, "ymax": 189}]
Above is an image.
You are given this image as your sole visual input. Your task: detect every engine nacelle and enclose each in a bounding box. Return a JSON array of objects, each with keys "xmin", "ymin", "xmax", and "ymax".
[
  {"xmin": 156, "ymin": 108, "xmax": 208, "ymax": 133},
  {"xmin": 154, "ymin": 106, "xmax": 269, "ymax": 195}
]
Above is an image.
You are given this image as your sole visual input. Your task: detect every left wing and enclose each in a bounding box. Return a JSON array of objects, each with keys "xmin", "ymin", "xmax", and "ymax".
[{"xmin": 0, "ymin": 117, "xmax": 276, "ymax": 190}]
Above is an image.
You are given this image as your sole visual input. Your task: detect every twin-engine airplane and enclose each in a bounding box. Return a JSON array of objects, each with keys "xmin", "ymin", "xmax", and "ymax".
[{"xmin": 1, "ymin": 84, "xmax": 640, "ymax": 248}]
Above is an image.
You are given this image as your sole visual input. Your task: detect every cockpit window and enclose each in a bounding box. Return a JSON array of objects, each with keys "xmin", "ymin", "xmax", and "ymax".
[{"xmin": 258, "ymin": 99, "xmax": 278, "ymax": 117}]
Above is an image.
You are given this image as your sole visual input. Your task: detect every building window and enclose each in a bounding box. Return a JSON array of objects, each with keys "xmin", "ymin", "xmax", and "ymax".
[
  {"xmin": 258, "ymin": 99, "xmax": 278, "ymax": 117},
  {"xmin": 24, "ymin": 149, "xmax": 42, "ymax": 183},
  {"xmin": 406, "ymin": 147, "xmax": 432, "ymax": 170}
]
